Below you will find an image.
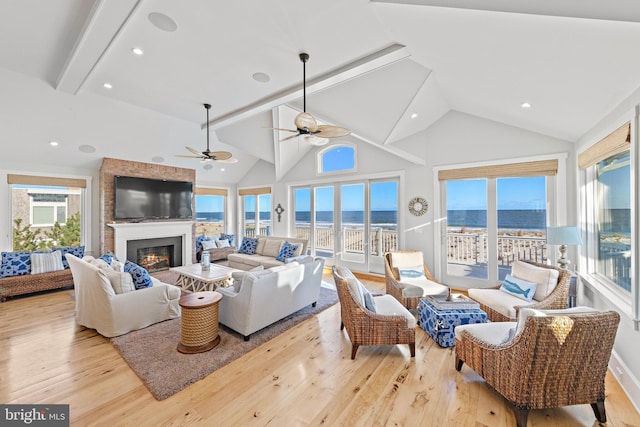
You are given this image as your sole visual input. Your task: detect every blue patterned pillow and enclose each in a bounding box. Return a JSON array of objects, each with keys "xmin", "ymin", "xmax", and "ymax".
[
  {"xmin": 238, "ymin": 237, "xmax": 258, "ymax": 255},
  {"xmin": 276, "ymin": 241, "xmax": 298, "ymax": 262},
  {"xmin": 220, "ymin": 233, "xmax": 235, "ymax": 246},
  {"xmin": 195, "ymin": 235, "xmax": 209, "ymax": 252},
  {"xmin": 54, "ymin": 246, "xmax": 85, "ymax": 269},
  {"xmin": 124, "ymin": 260, "xmax": 153, "ymax": 289},
  {"xmin": 1, "ymin": 251, "xmax": 33, "ymax": 278}
]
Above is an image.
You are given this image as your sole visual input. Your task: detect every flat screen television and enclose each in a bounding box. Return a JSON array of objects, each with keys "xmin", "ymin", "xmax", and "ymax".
[{"xmin": 114, "ymin": 176, "xmax": 193, "ymax": 220}]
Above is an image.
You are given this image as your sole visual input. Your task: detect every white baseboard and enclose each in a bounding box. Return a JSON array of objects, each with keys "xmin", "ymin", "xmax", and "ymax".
[{"xmin": 610, "ymin": 350, "xmax": 640, "ymax": 414}]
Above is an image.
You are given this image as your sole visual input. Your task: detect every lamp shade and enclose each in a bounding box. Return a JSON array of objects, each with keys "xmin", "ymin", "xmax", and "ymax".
[{"xmin": 546, "ymin": 226, "xmax": 582, "ymax": 245}]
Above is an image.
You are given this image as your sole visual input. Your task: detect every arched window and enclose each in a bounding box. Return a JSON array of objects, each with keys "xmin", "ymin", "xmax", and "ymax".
[{"xmin": 318, "ymin": 144, "xmax": 356, "ymax": 174}]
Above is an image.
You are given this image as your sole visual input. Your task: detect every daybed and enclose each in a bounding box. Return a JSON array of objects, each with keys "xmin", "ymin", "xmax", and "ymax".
[
  {"xmin": 217, "ymin": 255, "xmax": 324, "ymax": 340},
  {"xmin": 195, "ymin": 233, "xmax": 237, "ymax": 262},
  {"xmin": 227, "ymin": 235, "xmax": 309, "ymax": 270}
]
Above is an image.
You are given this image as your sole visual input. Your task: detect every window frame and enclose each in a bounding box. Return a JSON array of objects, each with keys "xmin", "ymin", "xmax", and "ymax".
[{"xmin": 194, "ymin": 187, "xmax": 228, "ymax": 234}]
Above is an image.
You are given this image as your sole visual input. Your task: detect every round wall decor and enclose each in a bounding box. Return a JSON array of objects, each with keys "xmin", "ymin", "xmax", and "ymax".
[{"xmin": 408, "ymin": 197, "xmax": 428, "ymax": 216}]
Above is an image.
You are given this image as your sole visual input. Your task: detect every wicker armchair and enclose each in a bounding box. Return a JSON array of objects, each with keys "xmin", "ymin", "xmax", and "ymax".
[
  {"xmin": 468, "ymin": 260, "xmax": 571, "ymax": 322},
  {"xmin": 332, "ymin": 266, "xmax": 415, "ymax": 359},
  {"xmin": 455, "ymin": 309, "xmax": 620, "ymax": 427},
  {"xmin": 384, "ymin": 250, "xmax": 447, "ymax": 310}
]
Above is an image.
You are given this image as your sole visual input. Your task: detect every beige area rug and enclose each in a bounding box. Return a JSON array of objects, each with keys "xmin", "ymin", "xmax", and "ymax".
[{"xmin": 110, "ymin": 281, "xmax": 338, "ymax": 401}]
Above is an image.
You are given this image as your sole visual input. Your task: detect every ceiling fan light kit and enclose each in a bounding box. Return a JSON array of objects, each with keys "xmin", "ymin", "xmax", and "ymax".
[{"xmin": 176, "ymin": 103, "xmax": 236, "ymax": 163}]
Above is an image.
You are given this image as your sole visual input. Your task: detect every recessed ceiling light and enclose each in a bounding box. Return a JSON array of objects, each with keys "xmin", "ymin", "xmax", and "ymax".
[
  {"xmin": 148, "ymin": 12, "xmax": 178, "ymax": 32},
  {"xmin": 49, "ymin": 141, "xmax": 59, "ymax": 147},
  {"xmin": 521, "ymin": 102, "xmax": 531, "ymax": 108},
  {"xmin": 151, "ymin": 156, "xmax": 164, "ymax": 163},
  {"xmin": 411, "ymin": 113, "xmax": 418, "ymax": 119},
  {"xmin": 203, "ymin": 163, "xmax": 213, "ymax": 170},
  {"xmin": 78, "ymin": 144, "xmax": 96, "ymax": 153},
  {"xmin": 220, "ymin": 168, "xmax": 225, "ymax": 172},
  {"xmin": 131, "ymin": 47, "xmax": 144, "ymax": 56},
  {"xmin": 103, "ymin": 82, "xmax": 113, "ymax": 89},
  {"xmin": 252, "ymin": 72, "xmax": 270, "ymax": 83}
]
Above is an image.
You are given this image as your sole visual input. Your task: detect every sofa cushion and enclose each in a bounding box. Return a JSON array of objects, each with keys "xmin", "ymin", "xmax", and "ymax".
[
  {"xmin": 255, "ymin": 238, "xmax": 267, "ymax": 255},
  {"xmin": 511, "ymin": 261, "xmax": 559, "ymax": 301},
  {"xmin": 259, "ymin": 258, "xmax": 285, "ymax": 269},
  {"xmin": 103, "ymin": 268, "xmax": 135, "ymax": 294},
  {"xmin": 232, "ymin": 265, "xmax": 265, "ymax": 292},
  {"xmin": 54, "ymin": 245, "xmax": 85, "ymax": 269},
  {"xmin": 31, "ymin": 250, "xmax": 65, "ymax": 274},
  {"xmin": 500, "ymin": 274, "xmax": 537, "ymax": 302},
  {"xmin": 220, "ymin": 233, "xmax": 235, "ymax": 246},
  {"xmin": 239, "ymin": 237, "xmax": 259, "ymax": 255},
  {"xmin": 262, "ymin": 239, "xmax": 282, "ymax": 258},
  {"xmin": 375, "ymin": 295, "xmax": 416, "ymax": 328},
  {"xmin": 468, "ymin": 288, "xmax": 535, "ymax": 319},
  {"xmin": 1, "ymin": 251, "xmax": 34, "ymax": 277},
  {"xmin": 124, "ymin": 260, "xmax": 153, "ymax": 289},
  {"xmin": 276, "ymin": 241, "xmax": 298, "ymax": 262}
]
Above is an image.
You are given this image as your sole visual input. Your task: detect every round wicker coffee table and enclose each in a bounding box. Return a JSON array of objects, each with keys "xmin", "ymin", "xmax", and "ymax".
[{"xmin": 177, "ymin": 291, "xmax": 223, "ymax": 354}]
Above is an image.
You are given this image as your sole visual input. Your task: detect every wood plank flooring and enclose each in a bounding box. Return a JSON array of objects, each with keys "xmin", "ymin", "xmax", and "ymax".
[{"xmin": 1, "ymin": 273, "xmax": 639, "ymax": 427}]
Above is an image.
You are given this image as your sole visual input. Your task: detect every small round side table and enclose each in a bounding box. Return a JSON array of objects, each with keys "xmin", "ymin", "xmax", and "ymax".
[{"xmin": 177, "ymin": 291, "xmax": 223, "ymax": 354}]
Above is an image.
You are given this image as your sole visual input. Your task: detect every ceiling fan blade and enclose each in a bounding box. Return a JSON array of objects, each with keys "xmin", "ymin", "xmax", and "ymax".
[
  {"xmin": 294, "ymin": 112, "xmax": 318, "ymax": 133},
  {"xmin": 209, "ymin": 151, "xmax": 232, "ymax": 161},
  {"xmin": 315, "ymin": 125, "xmax": 351, "ymax": 138},
  {"xmin": 175, "ymin": 154, "xmax": 204, "ymax": 159},
  {"xmin": 263, "ymin": 126, "xmax": 298, "ymax": 133},
  {"xmin": 280, "ymin": 133, "xmax": 300, "ymax": 142},
  {"xmin": 186, "ymin": 146, "xmax": 203, "ymax": 156}
]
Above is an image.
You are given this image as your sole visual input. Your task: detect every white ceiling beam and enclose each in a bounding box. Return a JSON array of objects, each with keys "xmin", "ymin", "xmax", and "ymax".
[
  {"xmin": 56, "ymin": 0, "xmax": 141, "ymax": 94},
  {"xmin": 370, "ymin": 0, "xmax": 640, "ymax": 24},
  {"xmin": 207, "ymin": 44, "xmax": 410, "ymax": 130}
]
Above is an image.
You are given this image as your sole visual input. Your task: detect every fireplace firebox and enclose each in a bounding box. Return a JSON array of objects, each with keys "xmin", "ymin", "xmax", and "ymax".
[{"xmin": 126, "ymin": 236, "xmax": 183, "ymax": 272}]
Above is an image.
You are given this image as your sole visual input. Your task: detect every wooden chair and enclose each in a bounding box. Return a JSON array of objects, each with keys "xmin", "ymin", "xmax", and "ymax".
[
  {"xmin": 332, "ymin": 266, "xmax": 415, "ymax": 359},
  {"xmin": 468, "ymin": 260, "xmax": 571, "ymax": 322},
  {"xmin": 384, "ymin": 250, "xmax": 447, "ymax": 310},
  {"xmin": 455, "ymin": 309, "xmax": 620, "ymax": 427}
]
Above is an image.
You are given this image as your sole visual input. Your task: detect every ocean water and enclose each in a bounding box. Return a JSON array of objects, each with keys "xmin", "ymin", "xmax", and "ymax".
[
  {"xmin": 295, "ymin": 210, "xmax": 397, "ymax": 225},
  {"xmin": 447, "ymin": 209, "xmax": 546, "ymax": 230}
]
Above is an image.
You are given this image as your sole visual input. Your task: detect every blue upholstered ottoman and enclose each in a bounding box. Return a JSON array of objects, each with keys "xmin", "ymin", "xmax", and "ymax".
[{"xmin": 418, "ymin": 297, "xmax": 488, "ymax": 347}]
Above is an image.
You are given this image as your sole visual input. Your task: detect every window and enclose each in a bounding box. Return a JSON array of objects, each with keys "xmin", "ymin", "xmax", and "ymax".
[
  {"xmin": 579, "ymin": 121, "xmax": 633, "ymax": 301},
  {"xmin": 195, "ymin": 187, "xmax": 227, "ymax": 236},
  {"xmin": 8, "ymin": 174, "xmax": 89, "ymax": 251},
  {"xmin": 437, "ymin": 158, "xmax": 558, "ymax": 287},
  {"xmin": 318, "ymin": 144, "xmax": 356, "ymax": 174},
  {"xmin": 239, "ymin": 187, "xmax": 271, "ymax": 237}
]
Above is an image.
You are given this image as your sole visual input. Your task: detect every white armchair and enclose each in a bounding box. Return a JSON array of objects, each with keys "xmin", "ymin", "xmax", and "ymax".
[{"xmin": 66, "ymin": 254, "xmax": 181, "ymax": 337}]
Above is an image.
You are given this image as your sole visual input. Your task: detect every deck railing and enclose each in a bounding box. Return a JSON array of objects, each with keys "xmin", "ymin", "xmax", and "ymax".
[{"xmin": 447, "ymin": 232, "xmax": 547, "ymax": 266}]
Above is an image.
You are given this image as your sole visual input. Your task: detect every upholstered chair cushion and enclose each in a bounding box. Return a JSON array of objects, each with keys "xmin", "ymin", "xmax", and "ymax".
[
  {"xmin": 467, "ymin": 288, "xmax": 536, "ymax": 320},
  {"xmin": 511, "ymin": 260, "xmax": 559, "ymax": 301},
  {"xmin": 375, "ymin": 295, "xmax": 417, "ymax": 328},
  {"xmin": 389, "ymin": 251, "xmax": 424, "ymax": 271},
  {"xmin": 455, "ymin": 321, "xmax": 516, "ymax": 345}
]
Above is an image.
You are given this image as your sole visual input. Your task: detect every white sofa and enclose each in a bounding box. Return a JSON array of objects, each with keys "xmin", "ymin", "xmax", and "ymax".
[
  {"xmin": 217, "ymin": 256, "xmax": 325, "ymax": 340},
  {"xmin": 66, "ymin": 254, "xmax": 181, "ymax": 337},
  {"xmin": 227, "ymin": 235, "xmax": 309, "ymax": 270}
]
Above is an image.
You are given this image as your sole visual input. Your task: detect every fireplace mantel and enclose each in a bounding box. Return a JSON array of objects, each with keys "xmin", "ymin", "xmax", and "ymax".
[{"xmin": 108, "ymin": 221, "xmax": 193, "ymax": 265}]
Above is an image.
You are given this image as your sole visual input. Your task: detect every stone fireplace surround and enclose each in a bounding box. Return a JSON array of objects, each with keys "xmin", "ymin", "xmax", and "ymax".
[{"xmin": 100, "ymin": 158, "xmax": 197, "ymax": 264}]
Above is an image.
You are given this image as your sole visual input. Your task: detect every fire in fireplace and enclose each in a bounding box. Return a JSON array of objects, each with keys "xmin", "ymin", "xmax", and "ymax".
[{"xmin": 137, "ymin": 245, "xmax": 173, "ymax": 272}]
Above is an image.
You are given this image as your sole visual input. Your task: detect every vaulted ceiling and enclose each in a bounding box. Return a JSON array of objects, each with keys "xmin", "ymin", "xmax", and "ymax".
[{"xmin": 2, "ymin": 0, "xmax": 640, "ymax": 182}]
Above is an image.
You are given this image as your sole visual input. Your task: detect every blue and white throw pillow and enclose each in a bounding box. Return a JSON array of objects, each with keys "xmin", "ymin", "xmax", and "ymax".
[
  {"xmin": 276, "ymin": 241, "xmax": 298, "ymax": 262},
  {"xmin": 500, "ymin": 274, "xmax": 537, "ymax": 302},
  {"xmin": 124, "ymin": 260, "xmax": 153, "ymax": 289},
  {"xmin": 195, "ymin": 235, "xmax": 209, "ymax": 253},
  {"xmin": 398, "ymin": 265, "xmax": 426, "ymax": 280},
  {"xmin": 54, "ymin": 245, "xmax": 85, "ymax": 269},
  {"xmin": 238, "ymin": 237, "xmax": 259, "ymax": 255},
  {"xmin": 220, "ymin": 233, "xmax": 235, "ymax": 246},
  {"xmin": 1, "ymin": 251, "xmax": 34, "ymax": 277},
  {"xmin": 99, "ymin": 253, "xmax": 115, "ymax": 265}
]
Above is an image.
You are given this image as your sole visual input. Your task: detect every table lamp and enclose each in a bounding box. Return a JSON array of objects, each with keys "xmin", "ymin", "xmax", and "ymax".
[{"xmin": 546, "ymin": 226, "xmax": 582, "ymax": 270}]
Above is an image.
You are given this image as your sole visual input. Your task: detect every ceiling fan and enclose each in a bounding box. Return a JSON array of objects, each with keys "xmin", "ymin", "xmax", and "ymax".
[
  {"xmin": 176, "ymin": 103, "xmax": 238, "ymax": 163},
  {"xmin": 273, "ymin": 53, "xmax": 351, "ymax": 146}
]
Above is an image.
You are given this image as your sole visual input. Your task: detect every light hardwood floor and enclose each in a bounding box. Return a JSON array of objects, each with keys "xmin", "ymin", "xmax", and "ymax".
[{"xmin": 1, "ymin": 273, "xmax": 639, "ymax": 427}]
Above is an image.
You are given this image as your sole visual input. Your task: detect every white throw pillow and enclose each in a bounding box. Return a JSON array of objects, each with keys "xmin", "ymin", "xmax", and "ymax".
[
  {"xmin": 500, "ymin": 274, "xmax": 537, "ymax": 302},
  {"xmin": 263, "ymin": 239, "xmax": 283, "ymax": 258},
  {"xmin": 202, "ymin": 239, "xmax": 218, "ymax": 250},
  {"xmin": 110, "ymin": 259, "xmax": 124, "ymax": 272},
  {"xmin": 216, "ymin": 238, "xmax": 231, "ymax": 248},
  {"xmin": 511, "ymin": 261, "xmax": 559, "ymax": 301},
  {"xmin": 103, "ymin": 268, "xmax": 135, "ymax": 294},
  {"xmin": 31, "ymin": 250, "xmax": 65, "ymax": 274},
  {"xmin": 232, "ymin": 265, "xmax": 264, "ymax": 292}
]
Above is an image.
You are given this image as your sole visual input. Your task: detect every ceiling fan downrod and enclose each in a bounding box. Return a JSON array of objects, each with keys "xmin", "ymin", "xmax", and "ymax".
[
  {"xmin": 299, "ymin": 53, "xmax": 309, "ymax": 113},
  {"xmin": 204, "ymin": 103, "xmax": 211, "ymax": 152}
]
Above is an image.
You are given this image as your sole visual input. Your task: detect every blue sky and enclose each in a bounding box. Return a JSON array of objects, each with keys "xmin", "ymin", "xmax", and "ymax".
[
  {"xmin": 293, "ymin": 181, "xmax": 398, "ymax": 212},
  {"xmin": 447, "ymin": 177, "xmax": 547, "ymax": 210}
]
